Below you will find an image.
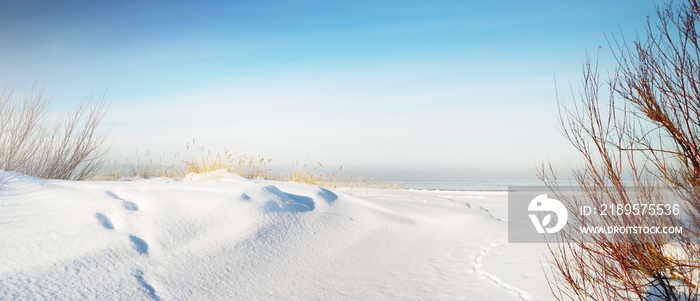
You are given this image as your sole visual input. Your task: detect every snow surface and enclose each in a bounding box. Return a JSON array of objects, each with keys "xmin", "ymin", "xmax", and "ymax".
[{"xmin": 0, "ymin": 170, "xmax": 554, "ymax": 300}]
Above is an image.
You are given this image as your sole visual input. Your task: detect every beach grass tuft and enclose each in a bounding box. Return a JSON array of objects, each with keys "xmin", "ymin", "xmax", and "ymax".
[{"xmin": 104, "ymin": 140, "xmax": 403, "ymax": 189}]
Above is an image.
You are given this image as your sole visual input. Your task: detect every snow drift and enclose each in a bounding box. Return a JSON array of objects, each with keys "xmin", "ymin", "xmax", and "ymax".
[{"xmin": 0, "ymin": 170, "xmax": 551, "ymax": 300}]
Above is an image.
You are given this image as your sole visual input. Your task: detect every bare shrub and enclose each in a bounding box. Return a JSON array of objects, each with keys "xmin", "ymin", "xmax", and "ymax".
[
  {"xmin": 540, "ymin": 0, "xmax": 700, "ymax": 300},
  {"xmin": 0, "ymin": 83, "xmax": 107, "ymax": 180}
]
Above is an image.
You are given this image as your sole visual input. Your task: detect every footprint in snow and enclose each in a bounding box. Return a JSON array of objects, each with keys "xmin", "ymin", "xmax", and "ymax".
[
  {"xmin": 95, "ymin": 213, "xmax": 114, "ymax": 230},
  {"xmin": 135, "ymin": 270, "xmax": 161, "ymax": 301},
  {"xmin": 129, "ymin": 235, "xmax": 149, "ymax": 255},
  {"xmin": 106, "ymin": 191, "xmax": 139, "ymax": 211},
  {"xmin": 478, "ymin": 206, "xmax": 503, "ymax": 222}
]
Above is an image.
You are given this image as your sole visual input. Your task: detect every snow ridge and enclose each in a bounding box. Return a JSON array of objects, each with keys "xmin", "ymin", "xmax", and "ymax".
[{"xmin": 0, "ymin": 170, "xmax": 551, "ymax": 300}]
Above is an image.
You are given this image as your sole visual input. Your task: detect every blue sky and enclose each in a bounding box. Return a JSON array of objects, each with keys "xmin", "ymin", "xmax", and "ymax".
[{"xmin": 0, "ymin": 0, "xmax": 658, "ymax": 180}]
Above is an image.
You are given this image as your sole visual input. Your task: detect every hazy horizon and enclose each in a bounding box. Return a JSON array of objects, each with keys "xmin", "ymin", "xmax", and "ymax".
[{"xmin": 0, "ymin": 1, "xmax": 658, "ymax": 179}]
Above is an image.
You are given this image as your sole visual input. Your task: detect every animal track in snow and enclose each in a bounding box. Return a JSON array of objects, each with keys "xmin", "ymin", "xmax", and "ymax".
[
  {"xmin": 129, "ymin": 235, "xmax": 149, "ymax": 255},
  {"xmin": 106, "ymin": 191, "xmax": 139, "ymax": 211},
  {"xmin": 478, "ymin": 206, "xmax": 503, "ymax": 221},
  {"xmin": 441, "ymin": 197, "xmax": 501, "ymax": 221},
  {"xmin": 472, "ymin": 240, "xmax": 532, "ymax": 301},
  {"xmin": 95, "ymin": 213, "xmax": 114, "ymax": 230},
  {"xmin": 135, "ymin": 270, "xmax": 161, "ymax": 301}
]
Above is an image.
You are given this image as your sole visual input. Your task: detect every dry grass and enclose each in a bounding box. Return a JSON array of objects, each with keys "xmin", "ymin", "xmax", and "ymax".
[
  {"xmin": 183, "ymin": 140, "xmax": 233, "ymax": 174},
  {"xmin": 0, "ymin": 84, "xmax": 396, "ymax": 189},
  {"xmin": 182, "ymin": 140, "xmax": 273, "ymax": 179},
  {"xmin": 97, "ymin": 149, "xmax": 184, "ymax": 180},
  {"xmin": 232, "ymin": 153, "xmax": 273, "ymax": 179},
  {"xmin": 283, "ymin": 159, "xmax": 337, "ymax": 185},
  {"xmin": 106, "ymin": 140, "xmax": 402, "ymax": 189},
  {"xmin": 338, "ymin": 174, "xmax": 405, "ymax": 189},
  {"xmin": 0, "ymin": 83, "xmax": 107, "ymax": 180}
]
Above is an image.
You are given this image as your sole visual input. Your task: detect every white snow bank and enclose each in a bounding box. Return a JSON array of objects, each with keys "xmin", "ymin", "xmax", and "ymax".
[{"xmin": 0, "ymin": 170, "xmax": 553, "ymax": 300}]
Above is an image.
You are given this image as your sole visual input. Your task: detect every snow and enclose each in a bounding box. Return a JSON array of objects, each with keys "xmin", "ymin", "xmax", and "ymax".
[{"xmin": 0, "ymin": 170, "xmax": 554, "ymax": 300}]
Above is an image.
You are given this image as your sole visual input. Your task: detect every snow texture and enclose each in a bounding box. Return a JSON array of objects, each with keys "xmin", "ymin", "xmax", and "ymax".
[{"xmin": 0, "ymin": 170, "xmax": 553, "ymax": 300}]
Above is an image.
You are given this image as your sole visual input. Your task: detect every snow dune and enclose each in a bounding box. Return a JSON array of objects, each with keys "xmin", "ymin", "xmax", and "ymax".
[{"xmin": 0, "ymin": 170, "xmax": 552, "ymax": 300}]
